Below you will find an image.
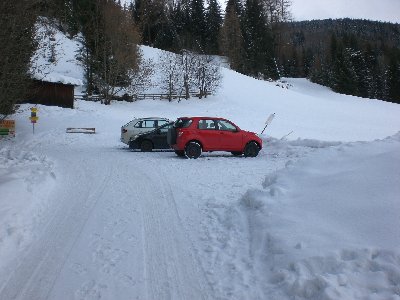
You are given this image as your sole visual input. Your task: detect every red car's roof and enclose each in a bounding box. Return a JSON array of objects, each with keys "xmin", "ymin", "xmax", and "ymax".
[{"xmin": 178, "ymin": 117, "xmax": 228, "ymax": 120}]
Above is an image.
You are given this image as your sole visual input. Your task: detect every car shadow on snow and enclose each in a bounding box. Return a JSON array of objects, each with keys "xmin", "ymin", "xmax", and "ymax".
[{"xmin": 117, "ymin": 146, "xmax": 263, "ymax": 159}]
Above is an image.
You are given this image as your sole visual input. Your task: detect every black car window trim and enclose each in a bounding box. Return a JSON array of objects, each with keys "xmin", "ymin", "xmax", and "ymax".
[{"xmin": 174, "ymin": 119, "xmax": 193, "ymax": 128}]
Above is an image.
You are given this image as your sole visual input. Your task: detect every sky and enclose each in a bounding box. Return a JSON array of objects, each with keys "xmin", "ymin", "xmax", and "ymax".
[
  {"xmin": 121, "ymin": 0, "xmax": 399, "ymax": 24},
  {"xmin": 288, "ymin": 0, "xmax": 400, "ymax": 23}
]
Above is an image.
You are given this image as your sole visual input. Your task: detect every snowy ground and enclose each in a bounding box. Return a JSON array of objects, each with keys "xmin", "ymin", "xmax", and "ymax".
[{"xmin": 1, "ymin": 39, "xmax": 400, "ymax": 299}]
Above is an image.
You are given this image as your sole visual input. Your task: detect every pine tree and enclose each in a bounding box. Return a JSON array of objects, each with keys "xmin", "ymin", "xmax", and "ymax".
[
  {"xmin": 302, "ymin": 48, "xmax": 314, "ymax": 77},
  {"xmin": 219, "ymin": 2, "xmax": 245, "ymax": 72},
  {"xmin": 0, "ymin": 0, "xmax": 38, "ymax": 115},
  {"xmin": 205, "ymin": 0, "xmax": 223, "ymax": 54},
  {"xmin": 387, "ymin": 50, "xmax": 400, "ymax": 103},
  {"xmin": 363, "ymin": 44, "xmax": 380, "ymax": 99},
  {"xmin": 190, "ymin": 0, "xmax": 207, "ymax": 52},
  {"xmin": 242, "ymin": 0, "xmax": 278, "ymax": 79},
  {"xmin": 331, "ymin": 43, "xmax": 358, "ymax": 95},
  {"xmin": 225, "ymin": 0, "xmax": 243, "ymax": 17},
  {"xmin": 171, "ymin": 0, "xmax": 193, "ymax": 50}
]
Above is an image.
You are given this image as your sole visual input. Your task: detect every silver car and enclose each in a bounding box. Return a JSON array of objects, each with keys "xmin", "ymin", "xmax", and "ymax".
[{"xmin": 120, "ymin": 117, "xmax": 171, "ymax": 145}]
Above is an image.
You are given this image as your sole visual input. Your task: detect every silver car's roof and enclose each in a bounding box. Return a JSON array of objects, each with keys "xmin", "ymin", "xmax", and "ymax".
[
  {"xmin": 122, "ymin": 117, "xmax": 171, "ymax": 127},
  {"xmin": 131, "ymin": 117, "xmax": 170, "ymax": 121}
]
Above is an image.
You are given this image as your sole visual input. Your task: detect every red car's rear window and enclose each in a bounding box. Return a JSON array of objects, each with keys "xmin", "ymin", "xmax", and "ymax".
[{"xmin": 174, "ymin": 118, "xmax": 193, "ymax": 128}]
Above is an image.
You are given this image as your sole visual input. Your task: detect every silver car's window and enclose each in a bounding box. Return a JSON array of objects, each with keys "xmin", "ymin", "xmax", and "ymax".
[
  {"xmin": 134, "ymin": 120, "xmax": 156, "ymax": 128},
  {"xmin": 143, "ymin": 120, "xmax": 156, "ymax": 128},
  {"xmin": 158, "ymin": 120, "xmax": 168, "ymax": 127}
]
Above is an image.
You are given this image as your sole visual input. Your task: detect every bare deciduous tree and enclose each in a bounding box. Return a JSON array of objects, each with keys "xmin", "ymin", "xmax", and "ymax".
[
  {"xmin": 263, "ymin": 0, "xmax": 292, "ymax": 23},
  {"xmin": 158, "ymin": 51, "xmax": 182, "ymax": 101},
  {"xmin": 191, "ymin": 54, "xmax": 222, "ymax": 99},
  {"xmin": 158, "ymin": 50, "xmax": 222, "ymax": 100},
  {"xmin": 125, "ymin": 57, "xmax": 155, "ymax": 97},
  {"xmin": 180, "ymin": 50, "xmax": 197, "ymax": 99}
]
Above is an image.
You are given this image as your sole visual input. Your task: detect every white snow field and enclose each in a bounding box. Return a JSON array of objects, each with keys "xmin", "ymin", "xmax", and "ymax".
[{"xmin": 1, "ymin": 36, "xmax": 400, "ymax": 299}]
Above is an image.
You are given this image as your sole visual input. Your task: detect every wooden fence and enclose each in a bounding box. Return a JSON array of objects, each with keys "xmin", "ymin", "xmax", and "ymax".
[{"xmin": 74, "ymin": 92, "xmax": 210, "ymax": 103}]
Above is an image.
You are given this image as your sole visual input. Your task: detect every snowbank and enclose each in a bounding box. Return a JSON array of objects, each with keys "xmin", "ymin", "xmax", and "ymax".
[{"xmin": 217, "ymin": 133, "xmax": 400, "ymax": 299}]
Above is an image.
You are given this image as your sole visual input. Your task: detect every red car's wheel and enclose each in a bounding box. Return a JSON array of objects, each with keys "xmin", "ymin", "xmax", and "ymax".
[
  {"xmin": 244, "ymin": 141, "xmax": 260, "ymax": 157},
  {"xmin": 185, "ymin": 142, "xmax": 202, "ymax": 159}
]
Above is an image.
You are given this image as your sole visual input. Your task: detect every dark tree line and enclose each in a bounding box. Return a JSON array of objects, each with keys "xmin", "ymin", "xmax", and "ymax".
[
  {"xmin": 0, "ymin": 0, "xmax": 40, "ymax": 116},
  {"xmin": 3, "ymin": 1, "xmax": 398, "ymax": 116},
  {"xmin": 275, "ymin": 19, "xmax": 400, "ymax": 103},
  {"xmin": 131, "ymin": 2, "xmax": 399, "ymax": 103},
  {"xmin": 129, "ymin": 0, "xmax": 291, "ymax": 80},
  {"xmin": 129, "ymin": 0, "xmax": 222, "ymax": 54}
]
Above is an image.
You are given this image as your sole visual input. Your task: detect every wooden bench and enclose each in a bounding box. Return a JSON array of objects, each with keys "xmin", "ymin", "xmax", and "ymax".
[{"xmin": 66, "ymin": 128, "xmax": 96, "ymax": 134}]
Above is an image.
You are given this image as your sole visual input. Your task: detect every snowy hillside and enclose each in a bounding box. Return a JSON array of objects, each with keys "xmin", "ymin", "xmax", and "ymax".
[
  {"xmin": 0, "ymin": 30, "xmax": 400, "ymax": 300},
  {"xmin": 30, "ymin": 18, "xmax": 84, "ymax": 86}
]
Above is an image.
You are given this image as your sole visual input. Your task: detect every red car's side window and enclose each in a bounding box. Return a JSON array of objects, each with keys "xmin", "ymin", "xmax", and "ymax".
[{"xmin": 198, "ymin": 119, "xmax": 216, "ymax": 130}]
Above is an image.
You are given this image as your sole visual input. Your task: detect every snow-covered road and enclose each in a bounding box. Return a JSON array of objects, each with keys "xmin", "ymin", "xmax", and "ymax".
[
  {"xmin": 0, "ymin": 122, "xmax": 307, "ymax": 299},
  {"xmin": 1, "ymin": 145, "xmax": 212, "ymax": 299}
]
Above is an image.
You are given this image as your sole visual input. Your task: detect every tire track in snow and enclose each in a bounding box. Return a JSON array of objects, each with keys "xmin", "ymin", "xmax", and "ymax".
[
  {"xmin": 1, "ymin": 147, "xmax": 214, "ymax": 300},
  {"xmin": 0, "ymin": 150, "xmax": 115, "ymax": 300},
  {"xmin": 135, "ymin": 164, "xmax": 212, "ymax": 299}
]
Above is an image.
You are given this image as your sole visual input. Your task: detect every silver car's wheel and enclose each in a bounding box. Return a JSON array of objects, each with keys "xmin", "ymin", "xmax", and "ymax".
[{"xmin": 140, "ymin": 140, "xmax": 153, "ymax": 152}]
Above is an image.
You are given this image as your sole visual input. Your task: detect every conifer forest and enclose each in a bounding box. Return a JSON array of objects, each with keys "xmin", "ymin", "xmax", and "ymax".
[{"xmin": 1, "ymin": 0, "xmax": 399, "ymax": 115}]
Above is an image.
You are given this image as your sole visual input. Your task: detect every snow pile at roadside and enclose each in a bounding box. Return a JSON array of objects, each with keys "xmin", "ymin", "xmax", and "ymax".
[
  {"xmin": 0, "ymin": 141, "xmax": 56, "ymax": 281},
  {"xmin": 204, "ymin": 133, "xmax": 400, "ymax": 299}
]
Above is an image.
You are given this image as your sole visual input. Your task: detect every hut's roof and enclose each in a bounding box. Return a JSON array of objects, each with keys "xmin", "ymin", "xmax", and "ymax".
[{"xmin": 32, "ymin": 72, "xmax": 83, "ymax": 86}]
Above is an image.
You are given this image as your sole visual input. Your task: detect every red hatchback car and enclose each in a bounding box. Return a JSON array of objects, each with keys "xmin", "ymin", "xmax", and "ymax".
[{"xmin": 167, "ymin": 117, "xmax": 262, "ymax": 159}]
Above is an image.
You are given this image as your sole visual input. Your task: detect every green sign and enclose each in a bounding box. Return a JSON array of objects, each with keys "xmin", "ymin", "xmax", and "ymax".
[
  {"xmin": 0, "ymin": 128, "xmax": 10, "ymax": 136},
  {"xmin": 0, "ymin": 120, "xmax": 15, "ymax": 137}
]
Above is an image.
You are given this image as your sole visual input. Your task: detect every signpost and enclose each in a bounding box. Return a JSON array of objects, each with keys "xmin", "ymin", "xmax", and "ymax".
[
  {"xmin": 29, "ymin": 107, "xmax": 39, "ymax": 134},
  {"xmin": 0, "ymin": 120, "xmax": 15, "ymax": 138},
  {"xmin": 261, "ymin": 113, "xmax": 275, "ymax": 134}
]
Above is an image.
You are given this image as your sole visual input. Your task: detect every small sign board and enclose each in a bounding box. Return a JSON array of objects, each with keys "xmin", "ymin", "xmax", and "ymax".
[
  {"xmin": 0, "ymin": 120, "xmax": 16, "ymax": 137},
  {"xmin": 30, "ymin": 107, "xmax": 39, "ymax": 123}
]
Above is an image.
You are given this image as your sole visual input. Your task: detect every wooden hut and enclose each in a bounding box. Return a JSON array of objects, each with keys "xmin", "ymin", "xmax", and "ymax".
[{"xmin": 27, "ymin": 79, "xmax": 76, "ymax": 109}]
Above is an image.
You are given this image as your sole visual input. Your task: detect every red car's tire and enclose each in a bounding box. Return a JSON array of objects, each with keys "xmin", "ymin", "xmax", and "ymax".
[
  {"xmin": 185, "ymin": 142, "xmax": 202, "ymax": 159},
  {"xmin": 244, "ymin": 141, "xmax": 260, "ymax": 157}
]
